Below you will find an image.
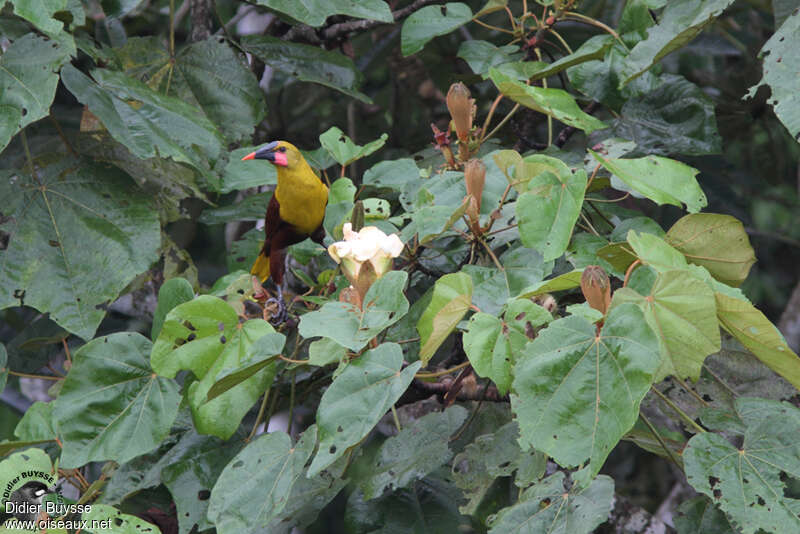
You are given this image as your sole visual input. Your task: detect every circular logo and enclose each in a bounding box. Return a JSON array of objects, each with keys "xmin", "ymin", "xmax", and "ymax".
[{"xmin": 1, "ymin": 449, "xmax": 65, "ymax": 525}]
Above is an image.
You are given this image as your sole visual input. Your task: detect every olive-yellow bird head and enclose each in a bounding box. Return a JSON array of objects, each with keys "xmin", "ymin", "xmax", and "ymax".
[{"xmin": 242, "ymin": 141, "xmax": 303, "ymax": 168}]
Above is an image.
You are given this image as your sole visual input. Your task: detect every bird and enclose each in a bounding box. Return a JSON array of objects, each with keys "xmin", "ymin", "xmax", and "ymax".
[{"xmin": 241, "ymin": 141, "xmax": 329, "ymax": 321}]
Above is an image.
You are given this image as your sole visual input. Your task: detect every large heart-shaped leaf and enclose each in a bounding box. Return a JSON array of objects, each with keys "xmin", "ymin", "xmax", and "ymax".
[
  {"xmin": 208, "ymin": 427, "xmax": 317, "ymax": 534},
  {"xmin": 61, "ymin": 65, "xmax": 223, "ymax": 173},
  {"xmin": 487, "ymin": 472, "xmax": 614, "ymax": 534},
  {"xmin": 319, "ymin": 127, "xmax": 388, "ymax": 167},
  {"xmin": 417, "ymin": 272, "xmax": 473, "ymax": 364},
  {"xmin": 666, "ymin": 213, "xmax": 756, "ymax": 287},
  {"xmin": 151, "ymin": 296, "xmax": 278, "ymax": 439},
  {"xmin": 307, "ymin": 343, "xmax": 421, "ymax": 477},
  {"xmin": 516, "ymin": 155, "xmax": 588, "ymax": 261},
  {"xmin": 611, "ymin": 270, "xmax": 720, "ymax": 381},
  {"xmin": 684, "ymin": 398, "xmax": 800, "ymax": 534},
  {"xmin": 242, "ymin": 36, "xmax": 372, "ymax": 102},
  {"xmin": 53, "ymin": 332, "xmax": 181, "ymax": 468},
  {"xmin": 490, "ymin": 69, "xmax": 607, "ymax": 133},
  {"xmin": 253, "ymin": 0, "xmax": 392, "ymax": 27},
  {"xmin": 512, "ymin": 303, "xmax": 660, "ymax": 478},
  {"xmin": 0, "ymin": 33, "xmax": 72, "ymax": 153},
  {"xmin": 0, "ymin": 157, "xmax": 160, "ymax": 340}
]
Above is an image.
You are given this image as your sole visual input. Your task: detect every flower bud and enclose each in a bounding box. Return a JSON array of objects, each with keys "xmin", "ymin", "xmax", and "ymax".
[
  {"xmin": 464, "ymin": 159, "xmax": 486, "ymax": 214},
  {"xmin": 446, "ymin": 82, "xmax": 474, "ymax": 142},
  {"xmin": 581, "ymin": 266, "xmax": 611, "ymax": 315}
]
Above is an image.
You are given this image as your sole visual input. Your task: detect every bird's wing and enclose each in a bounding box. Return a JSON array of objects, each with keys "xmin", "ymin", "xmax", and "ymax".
[{"xmin": 251, "ymin": 194, "xmax": 282, "ymax": 282}]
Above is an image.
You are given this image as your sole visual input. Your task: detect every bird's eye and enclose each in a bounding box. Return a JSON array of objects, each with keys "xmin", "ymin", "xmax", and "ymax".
[{"xmin": 278, "ymin": 146, "xmax": 287, "ymax": 153}]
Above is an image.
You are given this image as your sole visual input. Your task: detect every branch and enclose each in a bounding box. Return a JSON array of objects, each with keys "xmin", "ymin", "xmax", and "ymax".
[
  {"xmin": 411, "ymin": 378, "xmax": 509, "ymax": 402},
  {"xmin": 283, "ymin": 0, "xmax": 443, "ymax": 44},
  {"xmin": 189, "ymin": 0, "xmax": 212, "ymax": 41}
]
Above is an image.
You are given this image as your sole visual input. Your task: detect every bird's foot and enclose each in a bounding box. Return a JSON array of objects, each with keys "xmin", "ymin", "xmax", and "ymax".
[{"xmin": 264, "ymin": 286, "xmax": 288, "ymax": 325}]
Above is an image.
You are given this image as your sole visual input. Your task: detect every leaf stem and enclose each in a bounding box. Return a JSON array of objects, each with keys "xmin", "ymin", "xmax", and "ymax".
[
  {"xmin": 391, "ymin": 405, "xmax": 402, "ymax": 432},
  {"xmin": 415, "ymin": 360, "xmax": 471, "ymax": 379},
  {"xmin": 563, "ymin": 11, "xmax": 626, "ymax": 49},
  {"xmin": 8, "ymin": 370, "xmax": 61, "ymax": 381},
  {"xmin": 639, "ymin": 413, "xmax": 681, "ymax": 467},
  {"xmin": 288, "ymin": 369, "xmax": 296, "ymax": 435},
  {"xmin": 548, "ymin": 28, "xmax": 573, "ymax": 54},
  {"xmin": 674, "ymin": 376, "xmax": 710, "ymax": 408},
  {"xmin": 247, "ymin": 389, "xmax": 270, "ymax": 442},
  {"xmin": 650, "ymin": 386, "xmax": 706, "ymax": 434},
  {"xmin": 472, "ymin": 18, "xmax": 515, "ymax": 34},
  {"xmin": 480, "ymin": 94, "xmax": 504, "ymax": 142},
  {"xmin": 483, "ymin": 103, "xmax": 520, "ymax": 142},
  {"xmin": 623, "ymin": 259, "xmax": 641, "ymax": 287}
]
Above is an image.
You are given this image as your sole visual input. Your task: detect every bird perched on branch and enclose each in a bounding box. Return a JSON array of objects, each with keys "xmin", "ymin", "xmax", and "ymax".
[{"xmin": 241, "ymin": 141, "xmax": 328, "ymax": 321}]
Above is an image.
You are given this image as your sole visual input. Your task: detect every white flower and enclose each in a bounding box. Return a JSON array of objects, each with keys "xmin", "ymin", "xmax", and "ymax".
[{"xmin": 328, "ymin": 223, "xmax": 404, "ymax": 291}]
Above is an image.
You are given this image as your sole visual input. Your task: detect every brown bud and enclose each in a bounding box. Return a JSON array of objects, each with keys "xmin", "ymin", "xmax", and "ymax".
[
  {"xmin": 446, "ymin": 82, "xmax": 474, "ymax": 142},
  {"xmin": 581, "ymin": 266, "xmax": 611, "ymax": 315},
  {"xmin": 464, "ymin": 159, "xmax": 486, "ymax": 213}
]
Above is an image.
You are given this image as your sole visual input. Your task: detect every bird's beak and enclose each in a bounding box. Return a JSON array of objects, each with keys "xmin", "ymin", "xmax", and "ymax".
[{"xmin": 241, "ymin": 141, "xmax": 288, "ymax": 166}]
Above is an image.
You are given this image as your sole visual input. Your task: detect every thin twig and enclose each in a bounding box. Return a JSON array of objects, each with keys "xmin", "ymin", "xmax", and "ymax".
[{"xmin": 415, "ymin": 360, "xmax": 471, "ymax": 379}]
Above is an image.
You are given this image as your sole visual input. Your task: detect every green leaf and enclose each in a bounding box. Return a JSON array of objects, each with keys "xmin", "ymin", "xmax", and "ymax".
[
  {"xmin": 463, "ymin": 247, "xmax": 552, "ymax": 315},
  {"xmin": 152, "ymin": 278, "xmax": 194, "ymax": 341},
  {"xmin": 200, "ymin": 192, "xmax": 271, "ymax": 224},
  {"xmin": 151, "ymin": 296, "xmax": 278, "ymax": 439},
  {"xmin": 464, "ymin": 299, "xmax": 552, "ymax": 395},
  {"xmin": 81, "ymin": 504, "xmax": 160, "ymax": 534},
  {"xmin": 621, "ymin": 0, "xmax": 737, "ymax": 84},
  {"xmin": 512, "ymin": 303, "xmax": 660, "ymax": 478},
  {"xmin": 488, "ymin": 472, "xmax": 614, "ymax": 534},
  {"xmin": 308, "ymin": 343, "xmax": 421, "ymax": 477},
  {"xmin": 362, "ymin": 158, "xmax": 421, "ymax": 191},
  {"xmin": 14, "ymin": 401, "xmax": 56, "ymax": 441},
  {"xmin": 159, "ymin": 431, "xmax": 245, "ymax": 534},
  {"xmin": 627, "ymin": 230, "xmax": 689, "ymax": 271},
  {"xmin": 590, "ymin": 150, "xmax": 707, "ymax": 213},
  {"xmin": 205, "ymin": 331, "xmax": 286, "ymax": 402},
  {"xmin": 219, "ymin": 147, "xmax": 277, "ymax": 193},
  {"xmin": 457, "ymin": 40, "xmax": 521, "ymax": 76},
  {"xmin": 0, "ymin": 157, "xmax": 160, "ymax": 340},
  {"xmin": 666, "ymin": 213, "xmax": 756, "ymax": 287},
  {"xmin": 0, "ymin": 34, "xmax": 72, "ymax": 153},
  {"xmin": 208, "ymin": 427, "xmax": 317, "ymax": 534},
  {"xmin": 319, "ymin": 127, "xmax": 388, "ymax": 167},
  {"xmin": 61, "ymin": 65, "xmax": 224, "ymax": 173},
  {"xmin": 417, "ymin": 272, "xmax": 473, "ymax": 365},
  {"xmin": 674, "ymin": 497, "xmax": 737, "ymax": 534},
  {"xmin": 715, "ymin": 292, "xmax": 800, "ymax": 391},
  {"xmin": 518, "ymin": 269, "xmax": 584, "ymax": 298},
  {"xmin": 299, "ymin": 271, "xmax": 409, "ymax": 352},
  {"xmin": 8, "ymin": 0, "xmax": 69, "ymax": 37},
  {"xmin": 53, "ymin": 332, "xmax": 181, "ymax": 468},
  {"xmin": 516, "ymin": 155, "xmax": 588, "ymax": 261},
  {"xmin": 613, "ymin": 75, "xmax": 722, "ymax": 156},
  {"xmin": 242, "ymin": 36, "xmax": 372, "ymax": 102},
  {"xmin": 489, "ymin": 69, "xmax": 608, "ymax": 133},
  {"xmin": 611, "ymin": 270, "xmax": 721, "ymax": 381},
  {"xmin": 252, "ymin": 0, "xmax": 392, "ymax": 27},
  {"xmin": 684, "ymin": 397, "xmax": 800, "ymax": 534},
  {"xmin": 401, "ymin": 3, "xmax": 473, "ymax": 56},
  {"xmin": 307, "ymin": 338, "xmax": 347, "ymax": 367},
  {"xmin": 358, "ymin": 406, "xmax": 467, "ymax": 500},
  {"xmin": 526, "ymin": 35, "xmax": 613, "ymax": 81},
  {"xmin": 0, "ymin": 344, "xmax": 6, "ymax": 396}
]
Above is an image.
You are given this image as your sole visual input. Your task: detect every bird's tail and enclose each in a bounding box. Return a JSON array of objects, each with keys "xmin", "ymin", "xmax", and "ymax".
[{"xmin": 251, "ymin": 252, "xmax": 270, "ymax": 282}]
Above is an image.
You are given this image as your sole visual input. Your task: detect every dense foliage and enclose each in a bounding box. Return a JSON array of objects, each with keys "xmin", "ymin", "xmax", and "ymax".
[{"xmin": 2, "ymin": 0, "xmax": 800, "ymax": 533}]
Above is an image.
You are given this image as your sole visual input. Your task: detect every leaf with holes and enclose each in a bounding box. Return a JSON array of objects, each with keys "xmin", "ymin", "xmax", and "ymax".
[
  {"xmin": 0, "ymin": 157, "xmax": 160, "ymax": 340},
  {"xmin": 490, "ymin": 69, "xmax": 607, "ymax": 133},
  {"xmin": 464, "ymin": 299, "xmax": 552, "ymax": 395},
  {"xmin": 151, "ymin": 295, "xmax": 278, "ymax": 439},
  {"xmin": 358, "ymin": 406, "xmax": 467, "ymax": 500},
  {"xmin": 666, "ymin": 213, "xmax": 756, "ymax": 287},
  {"xmin": 319, "ymin": 127, "xmax": 388, "ymax": 167},
  {"xmin": 308, "ymin": 343, "xmax": 421, "ymax": 477},
  {"xmin": 0, "ymin": 34, "xmax": 73, "ymax": 153},
  {"xmin": 82, "ymin": 504, "xmax": 160, "ymax": 534},
  {"xmin": 512, "ymin": 303, "xmax": 660, "ymax": 478},
  {"xmin": 611, "ymin": 270, "xmax": 720, "ymax": 381},
  {"xmin": 401, "ymin": 3, "xmax": 472, "ymax": 56},
  {"xmin": 417, "ymin": 272, "xmax": 473, "ymax": 365},
  {"xmin": 208, "ymin": 427, "xmax": 317, "ymax": 534},
  {"xmin": 621, "ymin": 0, "xmax": 737, "ymax": 85},
  {"xmin": 591, "ymin": 150, "xmax": 707, "ymax": 213},
  {"xmin": 516, "ymin": 155, "xmax": 588, "ymax": 261},
  {"xmin": 684, "ymin": 397, "xmax": 800, "ymax": 534},
  {"xmin": 487, "ymin": 471, "xmax": 614, "ymax": 534},
  {"xmin": 53, "ymin": 332, "xmax": 181, "ymax": 468},
  {"xmin": 299, "ymin": 271, "xmax": 409, "ymax": 351}
]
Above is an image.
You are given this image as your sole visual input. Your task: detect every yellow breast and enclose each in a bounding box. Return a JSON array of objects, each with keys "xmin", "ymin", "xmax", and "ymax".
[{"xmin": 275, "ymin": 163, "xmax": 328, "ymax": 235}]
